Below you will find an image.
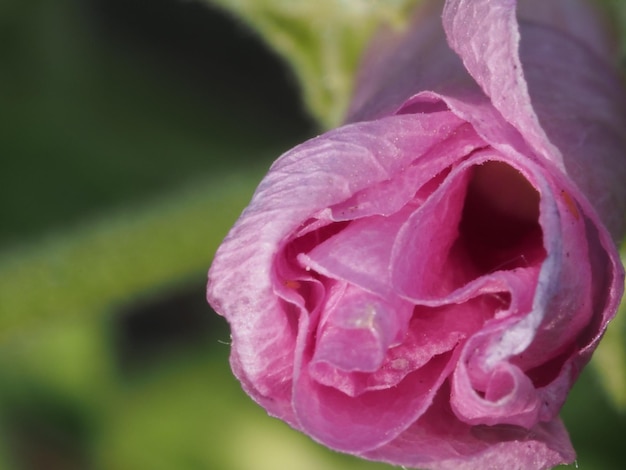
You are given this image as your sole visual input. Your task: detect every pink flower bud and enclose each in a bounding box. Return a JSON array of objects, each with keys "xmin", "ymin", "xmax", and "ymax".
[{"xmin": 208, "ymin": 1, "xmax": 626, "ymax": 468}]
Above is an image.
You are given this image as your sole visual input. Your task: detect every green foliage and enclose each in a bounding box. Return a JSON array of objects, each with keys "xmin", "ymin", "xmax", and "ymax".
[
  {"xmin": 0, "ymin": 173, "xmax": 261, "ymax": 344},
  {"xmin": 206, "ymin": 0, "xmax": 421, "ymax": 128},
  {"xmin": 597, "ymin": 0, "xmax": 626, "ymax": 60},
  {"xmin": 93, "ymin": 349, "xmax": 394, "ymax": 470},
  {"xmin": 591, "ymin": 243, "xmax": 626, "ymax": 411}
]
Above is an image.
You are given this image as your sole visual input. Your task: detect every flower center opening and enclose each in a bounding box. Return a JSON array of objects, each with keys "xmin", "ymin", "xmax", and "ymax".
[{"xmin": 457, "ymin": 161, "xmax": 545, "ymax": 275}]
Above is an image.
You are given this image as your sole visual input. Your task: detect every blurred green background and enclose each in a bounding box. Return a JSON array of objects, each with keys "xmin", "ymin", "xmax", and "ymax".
[{"xmin": 0, "ymin": 0, "xmax": 625, "ymax": 469}]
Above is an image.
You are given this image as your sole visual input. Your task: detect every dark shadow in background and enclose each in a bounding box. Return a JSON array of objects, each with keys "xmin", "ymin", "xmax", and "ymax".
[
  {"xmin": 86, "ymin": 0, "xmax": 313, "ymax": 131},
  {"xmin": 113, "ymin": 281, "xmax": 229, "ymax": 374}
]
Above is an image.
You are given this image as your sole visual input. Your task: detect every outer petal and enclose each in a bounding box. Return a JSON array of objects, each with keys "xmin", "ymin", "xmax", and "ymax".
[
  {"xmin": 518, "ymin": 19, "xmax": 626, "ymax": 238},
  {"xmin": 207, "ymin": 112, "xmax": 464, "ymax": 418},
  {"xmin": 516, "ymin": 0, "xmax": 617, "ymax": 62},
  {"xmin": 363, "ymin": 384, "xmax": 574, "ymax": 470},
  {"xmin": 443, "ymin": 0, "xmax": 626, "ymax": 238},
  {"xmin": 352, "ymin": 0, "xmax": 626, "ymax": 239},
  {"xmin": 442, "ymin": 0, "xmax": 563, "ymax": 170},
  {"xmin": 348, "ymin": 0, "xmax": 477, "ymax": 122}
]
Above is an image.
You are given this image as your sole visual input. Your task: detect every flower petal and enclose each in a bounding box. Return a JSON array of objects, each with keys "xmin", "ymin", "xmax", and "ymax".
[
  {"xmin": 310, "ymin": 284, "xmax": 413, "ymax": 375},
  {"xmin": 208, "ymin": 112, "xmax": 466, "ymax": 417},
  {"xmin": 364, "ymin": 383, "xmax": 575, "ymax": 470},
  {"xmin": 518, "ymin": 18, "xmax": 626, "ymax": 238},
  {"xmin": 294, "ymin": 347, "xmax": 455, "ymax": 452},
  {"xmin": 443, "ymin": 0, "xmax": 626, "ymax": 238},
  {"xmin": 442, "ymin": 0, "xmax": 563, "ymax": 170}
]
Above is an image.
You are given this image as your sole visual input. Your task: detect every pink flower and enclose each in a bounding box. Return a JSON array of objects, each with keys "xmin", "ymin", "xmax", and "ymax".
[{"xmin": 207, "ymin": 0, "xmax": 626, "ymax": 468}]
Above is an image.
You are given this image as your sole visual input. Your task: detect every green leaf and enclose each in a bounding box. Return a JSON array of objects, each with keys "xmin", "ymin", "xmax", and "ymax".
[
  {"xmin": 591, "ymin": 241, "xmax": 626, "ymax": 411},
  {"xmin": 205, "ymin": 0, "xmax": 421, "ymax": 128}
]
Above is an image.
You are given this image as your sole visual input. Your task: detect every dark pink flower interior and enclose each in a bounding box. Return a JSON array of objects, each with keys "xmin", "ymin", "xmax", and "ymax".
[{"xmin": 457, "ymin": 162, "xmax": 545, "ymax": 277}]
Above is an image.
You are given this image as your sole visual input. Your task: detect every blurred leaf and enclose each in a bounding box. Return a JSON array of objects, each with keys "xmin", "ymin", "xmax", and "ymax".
[
  {"xmin": 94, "ymin": 348, "xmax": 395, "ymax": 470},
  {"xmin": 0, "ymin": 170, "xmax": 264, "ymax": 346},
  {"xmin": 0, "ymin": 317, "xmax": 113, "ymax": 409},
  {"xmin": 0, "ymin": 428, "xmax": 14, "ymax": 470},
  {"xmin": 0, "ymin": 316, "xmax": 115, "ymax": 470},
  {"xmin": 559, "ymin": 365, "xmax": 626, "ymax": 470},
  {"xmin": 206, "ymin": 0, "xmax": 421, "ymax": 128},
  {"xmin": 590, "ymin": 241, "xmax": 626, "ymax": 411}
]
